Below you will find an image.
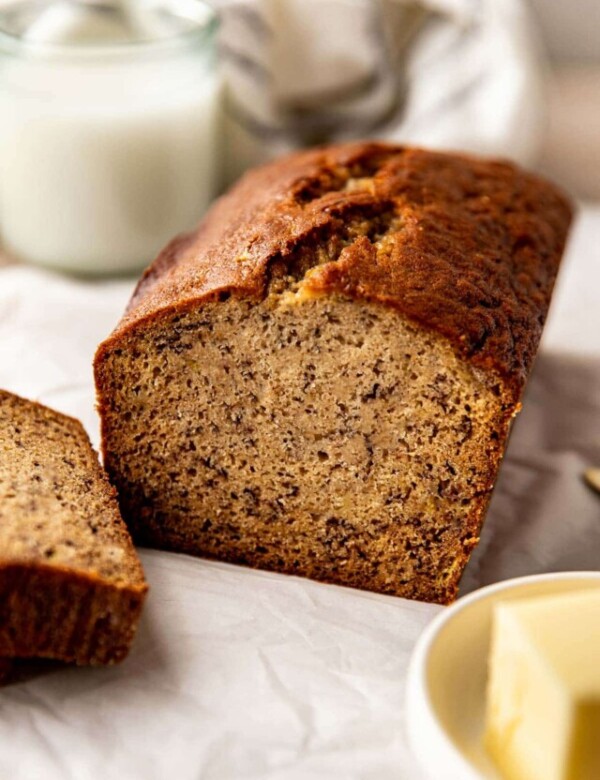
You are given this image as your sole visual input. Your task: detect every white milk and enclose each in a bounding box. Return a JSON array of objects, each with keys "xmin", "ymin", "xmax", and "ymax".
[{"xmin": 0, "ymin": 2, "xmax": 220, "ymax": 274}]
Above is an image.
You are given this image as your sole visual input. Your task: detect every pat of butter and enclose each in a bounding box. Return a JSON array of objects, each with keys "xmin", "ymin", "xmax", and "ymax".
[{"xmin": 485, "ymin": 589, "xmax": 600, "ymax": 780}]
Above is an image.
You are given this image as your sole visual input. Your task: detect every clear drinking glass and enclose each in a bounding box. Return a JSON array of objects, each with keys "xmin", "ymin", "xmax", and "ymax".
[{"xmin": 0, "ymin": 0, "xmax": 220, "ymax": 275}]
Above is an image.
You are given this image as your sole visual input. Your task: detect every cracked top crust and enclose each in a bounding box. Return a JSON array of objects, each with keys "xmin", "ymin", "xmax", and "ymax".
[{"xmin": 106, "ymin": 142, "xmax": 572, "ymax": 400}]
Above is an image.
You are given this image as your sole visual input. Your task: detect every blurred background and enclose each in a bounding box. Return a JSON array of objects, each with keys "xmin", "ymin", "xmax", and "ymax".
[
  {"xmin": 216, "ymin": 0, "xmax": 600, "ymax": 199},
  {"xmin": 528, "ymin": 0, "xmax": 600, "ymax": 200},
  {"xmin": 0, "ymin": 0, "xmax": 598, "ymax": 274}
]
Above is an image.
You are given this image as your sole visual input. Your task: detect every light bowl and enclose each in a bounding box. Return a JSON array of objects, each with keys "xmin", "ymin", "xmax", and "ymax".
[{"xmin": 406, "ymin": 571, "xmax": 600, "ymax": 780}]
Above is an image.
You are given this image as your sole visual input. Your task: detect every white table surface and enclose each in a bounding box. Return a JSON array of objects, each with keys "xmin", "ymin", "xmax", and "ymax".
[{"xmin": 0, "ymin": 204, "xmax": 599, "ymax": 779}]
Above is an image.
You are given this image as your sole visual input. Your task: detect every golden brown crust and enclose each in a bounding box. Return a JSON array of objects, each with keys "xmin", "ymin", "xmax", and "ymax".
[
  {"xmin": 103, "ymin": 142, "xmax": 573, "ymax": 401},
  {"xmin": 0, "ymin": 563, "xmax": 146, "ymax": 665}
]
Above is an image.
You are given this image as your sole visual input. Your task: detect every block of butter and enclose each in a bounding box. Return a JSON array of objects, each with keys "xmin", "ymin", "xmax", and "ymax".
[{"xmin": 485, "ymin": 589, "xmax": 600, "ymax": 780}]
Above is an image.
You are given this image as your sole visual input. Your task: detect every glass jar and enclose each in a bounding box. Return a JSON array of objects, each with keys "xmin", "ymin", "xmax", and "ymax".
[{"xmin": 0, "ymin": 0, "xmax": 220, "ymax": 275}]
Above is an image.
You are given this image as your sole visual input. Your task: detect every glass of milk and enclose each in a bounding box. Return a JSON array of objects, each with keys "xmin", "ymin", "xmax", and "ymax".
[{"xmin": 0, "ymin": 0, "xmax": 220, "ymax": 274}]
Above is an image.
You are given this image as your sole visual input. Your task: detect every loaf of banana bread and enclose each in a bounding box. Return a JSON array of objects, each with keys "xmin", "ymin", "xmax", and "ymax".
[
  {"xmin": 0, "ymin": 390, "xmax": 147, "ymax": 665},
  {"xmin": 95, "ymin": 143, "xmax": 572, "ymax": 604}
]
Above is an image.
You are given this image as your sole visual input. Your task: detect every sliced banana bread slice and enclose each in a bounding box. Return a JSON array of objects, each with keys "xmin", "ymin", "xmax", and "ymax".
[{"xmin": 0, "ymin": 390, "xmax": 147, "ymax": 665}]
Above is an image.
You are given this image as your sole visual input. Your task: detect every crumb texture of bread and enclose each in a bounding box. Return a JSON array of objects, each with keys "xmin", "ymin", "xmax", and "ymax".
[
  {"xmin": 0, "ymin": 391, "xmax": 147, "ymax": 665},
  {"xmin": 95, "ymin": 142, "xmax": 572, "ymax": 604}
]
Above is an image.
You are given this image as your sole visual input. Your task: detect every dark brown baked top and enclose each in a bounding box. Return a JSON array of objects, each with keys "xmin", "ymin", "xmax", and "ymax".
[{"xmin": 112, "ymin": 142, "xmax": 572, "ymax": 399}]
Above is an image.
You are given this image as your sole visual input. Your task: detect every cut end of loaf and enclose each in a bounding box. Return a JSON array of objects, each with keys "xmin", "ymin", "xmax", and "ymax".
[{"xmin": 96, "ymin": 295, "xmax": 515, "ymax": 604}]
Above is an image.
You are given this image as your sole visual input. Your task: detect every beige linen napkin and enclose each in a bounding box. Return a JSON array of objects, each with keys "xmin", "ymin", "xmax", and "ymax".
[{"xmin": 216, "ymin": 0, "xmax": 546, "ymax": 181}]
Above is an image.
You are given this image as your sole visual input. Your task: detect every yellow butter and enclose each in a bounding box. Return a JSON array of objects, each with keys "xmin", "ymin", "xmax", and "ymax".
[{"xmin": 485, "ymin": 589, "xmax": 600, "ymax": 780}]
